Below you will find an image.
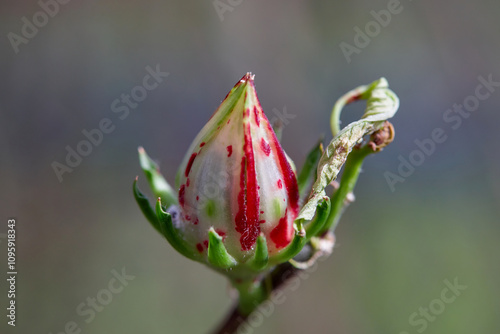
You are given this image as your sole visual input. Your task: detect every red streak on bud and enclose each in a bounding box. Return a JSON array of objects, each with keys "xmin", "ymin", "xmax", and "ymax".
[
  {"xmin": 227, "ymin": 145, "xmax": 233, "ymax": 157},
  {"xmin": 196, "ymin": 243, "xmax": 203, "ymax": 253},
  {"xmin": 178, "ymin": 185, "xmax": 186, "ymax": 208},
  {"xmin": 253, "ymin": 106, "xmax": 260, "ymax": 126},
  {"xmin": 277, "ymin": 179, "xmax": 283, "ymax": 189},
  {"xmin": 268, "ymin": 123, "xmax": 299, "ymax": 216},
  {"xmin": 270, "ymin": 210, "xmax": 292, "ymax": 249},
  {"xmin": 235, "ymin": 125, "xmax": 261, "ymax": 251},
  {"xmin": 260, "ymin": 138, "xmax": 271, "ymax": 156},
  {"xmin": 227, "ymin": 119, "xmax": 231, "ymax": 124},
  {"xmin": 185, "ymin": 153, "xmax": 197, "ymax": 177},
  {"xmin": 186, "ymin": 178, "xmax": 190, "ymax": 187},
  {"xmin": 200, "ymin": 142, "xmax": 206, "ymax": 147}
]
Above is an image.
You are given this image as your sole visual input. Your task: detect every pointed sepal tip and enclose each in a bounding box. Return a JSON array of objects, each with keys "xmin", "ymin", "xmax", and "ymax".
[
  {"xmin": 207, "ymin": 228, "xmax": 237, "ymax": 269},
  {"xmin": 246, "ymin": 233, "xmax": 269, "ymax": 271},
  {"xmin": 155, "ymin": 198, "xmax": 200, "ymax": 261}
]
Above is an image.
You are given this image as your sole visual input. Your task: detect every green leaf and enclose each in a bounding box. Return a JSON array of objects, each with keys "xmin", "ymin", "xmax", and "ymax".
[
  {"xmin": 207, "ymin": 228, "xmax": 237, "ymax": 269},
  {"xmin": 138, "ymin": 147, "xmax": 178, "ymax": 208},
  {"xmin": 298, "ymin": 78, "xmax": 399, "ymax": 221}
]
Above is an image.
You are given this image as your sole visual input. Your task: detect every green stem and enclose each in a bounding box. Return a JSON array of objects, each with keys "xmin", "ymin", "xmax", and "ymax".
[
  {"xmin": 321, "ymin": 145, "xmax": 373, "ymax": 234},
  {"xmin": 330, "ymin": 79, "xmax": 381, "ymax": 137},
  {"xmin": 211, "ymin": 263, "xmax": 301, "ymax": 334},
  {"xmin": 232, "ymin": 278, "xmax": 269, "ymax": 315}
]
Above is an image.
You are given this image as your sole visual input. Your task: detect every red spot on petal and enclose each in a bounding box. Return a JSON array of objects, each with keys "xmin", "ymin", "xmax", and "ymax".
[
  {"xmin": 277, "ymin": 179, "xmax": 283, "ymax": 189},
  {"xmin": 227, "ymin": 145, "xmax": 233, "ymax": 157},
  {"xmin": 196, "ymin": 196, "xmax": 199, "ymax": 201},
  {"xmin": 260, "ymin": 138, "xmax": 271, "ymax": 156},
  {"xmin": 270, "ymin": 210, "xmax": 293, "ymax": 249},
  {"xmin": 203, "ymin": 240, "xmax": 209, "ymax": 249},
  {"xmin": 185, "ymin": 153, "xmax": 197, "ymax": 177},
  {"xmin": 196, "ymin": 243, "xmax": 203, "ymax": 253},
  {"xmin": 194, "ymin": 218, "xmax": 199, "ymax": 225},
  {"xmin": 186, "ymin": 178, "xmax": 190, "ymax": 187},
  {"xmin": 178, "ymin": 185, "xmax": 186, "ymax": 208},
  {"xmin": 200, "ymin": 142, "xmax": 206, "ymax": 147},
  {"xmin": 185, "ymin": 215, "xmax": 191, "ymax": 221},
  {"xmin": 253, "ymin": 106, "xmax": 260, "ymax": 126},
  {"xmin": 235, "ymin": 124, "xmax": 261, "ymax": 251},
  {"xmin": 227, "ymin": 119, "xmax": 231, "ymax": 124},
  {"xmin": 260, "ymin": 211, "xmax": 264, "ymax": 214},
  {"xmin": 215, "ymin": 229, "xmax": 226, "ymax": 240}
]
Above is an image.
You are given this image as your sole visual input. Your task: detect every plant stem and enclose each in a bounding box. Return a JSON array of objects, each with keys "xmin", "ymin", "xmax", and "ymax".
[
  {"xmin": 321, "ymin": 145, "xmax": 373, "ymax": 234},
  {"xmin": 211, "ymin": 123, "xmax": 395, "ymax": 334},
  {"xmin": 211, "ymin": 262, "xmax": 300, "ymax": 334},
  {"xmin": 232, "ymin": 278, "xmax": 269, "ymax": 315}
]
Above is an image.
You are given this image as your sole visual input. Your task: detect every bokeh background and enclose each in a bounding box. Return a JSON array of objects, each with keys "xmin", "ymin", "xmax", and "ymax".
[{"xmin": 1, "ymin": 1, "xmax": 499, "ymax": 333}]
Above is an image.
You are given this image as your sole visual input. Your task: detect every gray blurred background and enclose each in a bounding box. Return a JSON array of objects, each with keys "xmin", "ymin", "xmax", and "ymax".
[{"xmin": 1, "ymin": 1, "xmax": 499, "ymax": 333}]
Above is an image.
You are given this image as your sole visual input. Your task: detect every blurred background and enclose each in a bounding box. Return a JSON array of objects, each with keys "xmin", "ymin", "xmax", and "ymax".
[{"xmin": 1, "ymin": 1, "xmax": 499, "ymax": 333}]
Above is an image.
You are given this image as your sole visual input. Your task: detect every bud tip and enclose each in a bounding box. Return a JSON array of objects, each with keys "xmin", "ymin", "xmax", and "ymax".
[{"xmin": 241, "ymin": 72, "xmax": 255, "ymax": 83}]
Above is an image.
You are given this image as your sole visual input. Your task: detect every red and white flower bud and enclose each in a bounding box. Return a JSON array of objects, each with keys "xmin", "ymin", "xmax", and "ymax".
[{"xmin": 176, "ymin": 73, "xmax": 299, "ymax": 261}]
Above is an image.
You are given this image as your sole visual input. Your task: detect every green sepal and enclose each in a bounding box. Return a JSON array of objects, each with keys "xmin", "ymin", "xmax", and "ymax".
[
  {"xmin": 305, "ymin": 196, "xmax": 331, "ymax": 239},
  {"xmin": 207, "ymin": 228, "xmax": 237, "ymax": 269},
  {"xmin": 138, "ymin": 147, "xmax": 178, "ymax": 208},
  {"xmin": 133, "ymin": 177, "xmax": 162, "ymax": 235},
  {"xmin": 297, "ymin": 139, "xmax": 324, "ymax": 202},
  {"xmin": 269, "ymin": 219, "xmax": 306, "ymax": 265},
  {"xmin": 155, "ymin": 199, "xmax": 200, "ymax": 261},
  {"xmin": 246, "ymin": 234, "xmax": 269, "ymax": 271}
]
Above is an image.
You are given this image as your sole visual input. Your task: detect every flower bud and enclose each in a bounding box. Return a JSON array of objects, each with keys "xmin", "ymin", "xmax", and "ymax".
[
  {"xmin": 175, "ymin": 73, "xmax": 299, "ymax": 262},
  {"xmin": 134, "ymin": 75, "xmax": 400, "ymax": 317}
]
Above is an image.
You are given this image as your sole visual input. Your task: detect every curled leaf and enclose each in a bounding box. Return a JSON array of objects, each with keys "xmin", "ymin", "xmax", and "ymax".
[{"xmin": 297, "ymin": 78, "xmax": 399, "ymax": 221}]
